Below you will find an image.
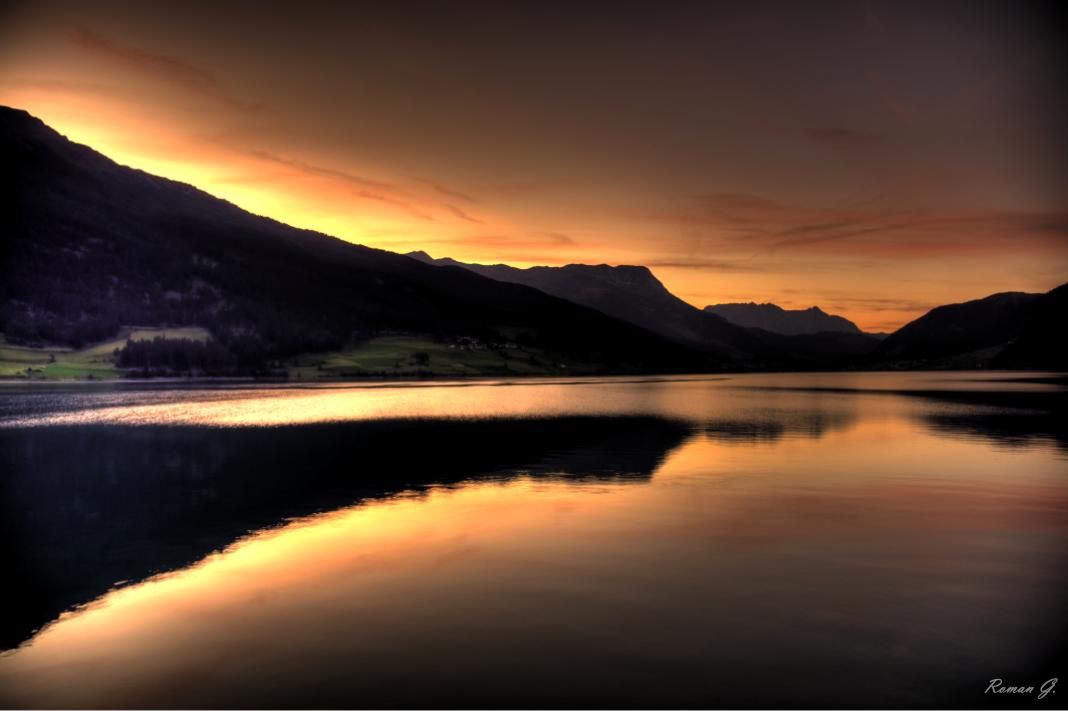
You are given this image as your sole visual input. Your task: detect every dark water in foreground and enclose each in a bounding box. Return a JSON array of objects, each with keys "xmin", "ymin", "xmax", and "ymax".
[{"xmin": 0, "ymin": 372, "xmax": 1065, "ymax": 708}]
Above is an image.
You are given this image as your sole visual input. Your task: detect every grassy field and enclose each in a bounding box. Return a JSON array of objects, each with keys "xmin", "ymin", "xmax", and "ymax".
[
  {"xmin": 2, "ymin": 331, "xmax": 598, "ymax": 381},
  {"xmin": 0, "ymin": 327, "xmax": 211, "ymax": 380},
  {"xmin": 287, "ymin": 336, "xmax": 596, "ymax": 379}
]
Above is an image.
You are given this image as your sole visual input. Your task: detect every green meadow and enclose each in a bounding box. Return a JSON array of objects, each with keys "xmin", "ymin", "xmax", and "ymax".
[
  {"xmin": 1, "ymin": 330, "xmax": 598, "ymax": 381},
  {"xmin": 0, "ymin": 327, "xmax": 211, "ymax": 381}
]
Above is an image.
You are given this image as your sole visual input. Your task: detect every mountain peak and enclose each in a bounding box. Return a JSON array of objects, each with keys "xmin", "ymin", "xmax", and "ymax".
[
  {"xmin": 556, "ymin": 263, "xmax": 657, "ymax": 285},
  {"xmin": 703, "ymin": 302, "xmax": 861, "ymax": 336},
  {"xmin": 0, "ymin": 105, "xmax": 44, "ymax": 126},
  {"xmin": 1, "ymin": 105, "xmax": 63, "ymax": 145}
]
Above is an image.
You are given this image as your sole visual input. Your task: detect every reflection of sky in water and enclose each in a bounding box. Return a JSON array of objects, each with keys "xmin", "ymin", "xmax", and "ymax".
[
  {"xmin": 1, "ymin": 371, "xmax": 1063, "ymax": 428},
  {"xmin": 0, "ymin": 373, "xmax": 1065, "ymax": 707}
]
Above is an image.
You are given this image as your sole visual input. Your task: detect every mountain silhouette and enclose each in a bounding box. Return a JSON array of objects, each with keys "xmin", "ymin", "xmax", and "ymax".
[
  {"xmin": 0, "ymin": 106, "xmax": 707, "ymax": 373},
  {"xmin": 704, "ymin": 302, "xmax": 862, "ymax": 336},
  {"xmin": 992, "ymin": 283, "xmax": 1068, "ymax": 369},
  {"xmin": 407, "ymin": 251, "xmax": 784, "ymax": 361},
  {"xmin": 409, "ymin": 252, "xmax": 883, "ymax": 366},
  {"xmin": 869, "ymin": 290, "xmax": 1047, "ymax": 366},
  {"xmin": 2, "ymin": 105, "xmax": 1058, "ymax": 375}
]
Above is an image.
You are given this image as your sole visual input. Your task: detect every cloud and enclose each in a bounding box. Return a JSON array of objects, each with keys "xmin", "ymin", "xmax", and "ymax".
[
  {"xmin": 697, "ymin": 192, "xmax": 783, "ymax": 212},
  {"xmin": 352, "ymin": 190, "xmax": 435, "ymax": 221},
  {"xmin": 646, "ymin": 259, "xmax": 760, "ymax": 272},
  {"xmin": 375, "ymin": 232, "xmax": 580, "ymax": 257},
  {"xmin": 249, "ymin": 152, "xmax": 492, "ymax": 224},
  {"xmin": 68, "ymin": 27, "xmax": 262, "ymax": 112},
  {"xmin": 806, "ymin": 126, "xmax": 879, "ymax": 149},
  {"xmin": 779, "ymin": 288, "xmax": 935, "ymax": 313},
  {"xmin": 444, "ymin": 203, "xmax": 484, "ymax": 224},
  {"xmin": 543, "ymin": 232, "xmax": 575, "ymax": 246},
  {"xmin": 767, "ymin": 220, "xmax": 912, "ymax": 251},
  {"xmin": 250, "ymin": 150, "xmax": 396, "ymax": 192},
  {"xmin": 638, "ymin": 192, "xmax": 1068, "ymax": 260},
  {"xmin": 823, "ymin": 296, "xmax": 936, "ymax": 313},
  {"xmin": 448, "ymin": 234, "xmax": 573, "ymax": 249},
  {"xmin": 3, "ymin": 78, "xmax": 126, "ymax": 98},
  {"xmin": 247, "ymin": 150, "xmax": 438, "ymax": 220},
  {"xmin": 415, "ymin": 178, "xmax": 479, "ymax": 204}
]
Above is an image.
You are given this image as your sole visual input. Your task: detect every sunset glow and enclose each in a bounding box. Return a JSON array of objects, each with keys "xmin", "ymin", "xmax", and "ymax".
[{"xmin": 2, "ymin": 1, "xmax": 1064, "ymax": 331}]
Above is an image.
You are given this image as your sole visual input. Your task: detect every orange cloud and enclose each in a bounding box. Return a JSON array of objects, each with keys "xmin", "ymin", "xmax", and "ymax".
[
  {"xmin": 806, "ymin": 126, "xmax": 880, "ymax": 149},
  {"xmin": 68, "ymin": 27, "xmax": 262, "ymax": 112},
  {"xmin": 443, "ymin": 203, "xmax": 484, "ymax": 225},
  {"xmin": 639, "ymin": 192, "xmax": 1068, "ymax": 260},
  {"xmin": 414, "ymin": 178, "xmax": 479, "ymax": 204}
]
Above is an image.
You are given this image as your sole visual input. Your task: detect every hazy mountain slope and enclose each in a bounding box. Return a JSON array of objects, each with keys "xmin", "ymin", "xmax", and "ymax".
[
  {"xmin": 870, "ymin": 291, "xmax": 1041, "ymax": 364},
  {"xmin": 0, "ymin": 106, "xmax": 709, "ymax": 373},
  {"xmin": 409, "ymin": 252, "xmax": 886, "ymax": 366},
  {"xmin": 407, "ymin": 252, "xmax": 783, "ymax": 361},
  {"xmin": 704, "ymin": 302, "xmax": 862, "ymax": 335},
  {"xmin": 992, "ymin": 283, "xmax": 1068, "ymax": 369}
]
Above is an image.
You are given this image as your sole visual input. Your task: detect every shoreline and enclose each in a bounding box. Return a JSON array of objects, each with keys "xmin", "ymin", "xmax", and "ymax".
[{"xmin": 1, "ymin": 369, "xmax": 1065, "ymax": 387}]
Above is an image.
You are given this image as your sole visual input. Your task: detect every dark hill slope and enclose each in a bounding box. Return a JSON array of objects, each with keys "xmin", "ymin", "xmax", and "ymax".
[
  {"xmin": 870, "ymin": 291, "xmax": 1041, "ymax": 364},
  {"xmin": 992, "ymin": 283, "xmax": 1068, "ymax": 370},
  {"xmin": 0, "ymin": 106, "xmax": 709, "ymax": 373}
]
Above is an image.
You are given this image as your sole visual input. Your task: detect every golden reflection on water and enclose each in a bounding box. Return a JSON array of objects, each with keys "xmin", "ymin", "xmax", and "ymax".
[
  {"xmin": 1, "ymin": 371, "xmax": 1062, "ymax": 428},
  {"xmin": 1, "ymin": 406, "xmax": 1065, "ymax": 708}
]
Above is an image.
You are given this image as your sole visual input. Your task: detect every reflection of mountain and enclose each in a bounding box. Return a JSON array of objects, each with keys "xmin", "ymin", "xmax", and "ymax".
[
  {"xmin": 703, "ymin": 408, "xmax": 859, "ymax": 443},
  {"xmin": 922, "ymin": 410, "xmax": 1068, "ymax": 453},
  {"xmin": 730, "ymin": 381, "xmax": 1068, "ymax": 451},
  {"xmin": 0, "ymin": 416, "xmax": 693, "ymax": 650},
  {"xmin": 909, "ymin": 383, "xmax": 1068, "ymax": 452}
]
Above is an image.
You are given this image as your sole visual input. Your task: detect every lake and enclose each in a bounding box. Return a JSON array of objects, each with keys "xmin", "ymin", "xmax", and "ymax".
[{"xmin": 0, "ymin": 372, "xmax": 1065, "ymax": 708}]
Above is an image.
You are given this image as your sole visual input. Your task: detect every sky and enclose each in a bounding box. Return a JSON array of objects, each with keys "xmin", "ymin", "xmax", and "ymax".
[{"xmin": 1, "ymin": 0, "xmax": 1065, "ymax": 331}]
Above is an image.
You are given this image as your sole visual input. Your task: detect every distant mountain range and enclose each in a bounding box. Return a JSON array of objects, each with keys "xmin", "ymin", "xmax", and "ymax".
[
  {"xmin": 411, "ymin": 251, "xmax": 1065, "ymax": 371},
  {"xmin": 2, "ymin": 106, "xmax": 1063, "ymax": 374},
  {"xmin": 406, "ymin": 252, "xmax": 783, "ymax": 361},
  {"xmin": 703, "ymin": 302, "xmax": 862, "ymax": 336},
  {"xmin": 408, "ymin": 251, "xmax": 892, "ymax": 367}
]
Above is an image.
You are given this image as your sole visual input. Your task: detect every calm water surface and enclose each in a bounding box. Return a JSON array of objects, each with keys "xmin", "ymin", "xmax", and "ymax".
[{"xmin": 0, "ymin": 372, "xmax": 1065, "ymax": 707}]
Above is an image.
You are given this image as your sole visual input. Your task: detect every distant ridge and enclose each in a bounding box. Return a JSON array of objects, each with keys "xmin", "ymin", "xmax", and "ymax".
[
  {"xmin": 703, "ymin": 302, "xmax": 862, "ymax": 336},
  {"xmin": 407, "ymin": 251, "xmax": 784, "ymax": 361},
  {"xmin": 407, "ymin": 252, "xmax": 888, "ymax": 366}
]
